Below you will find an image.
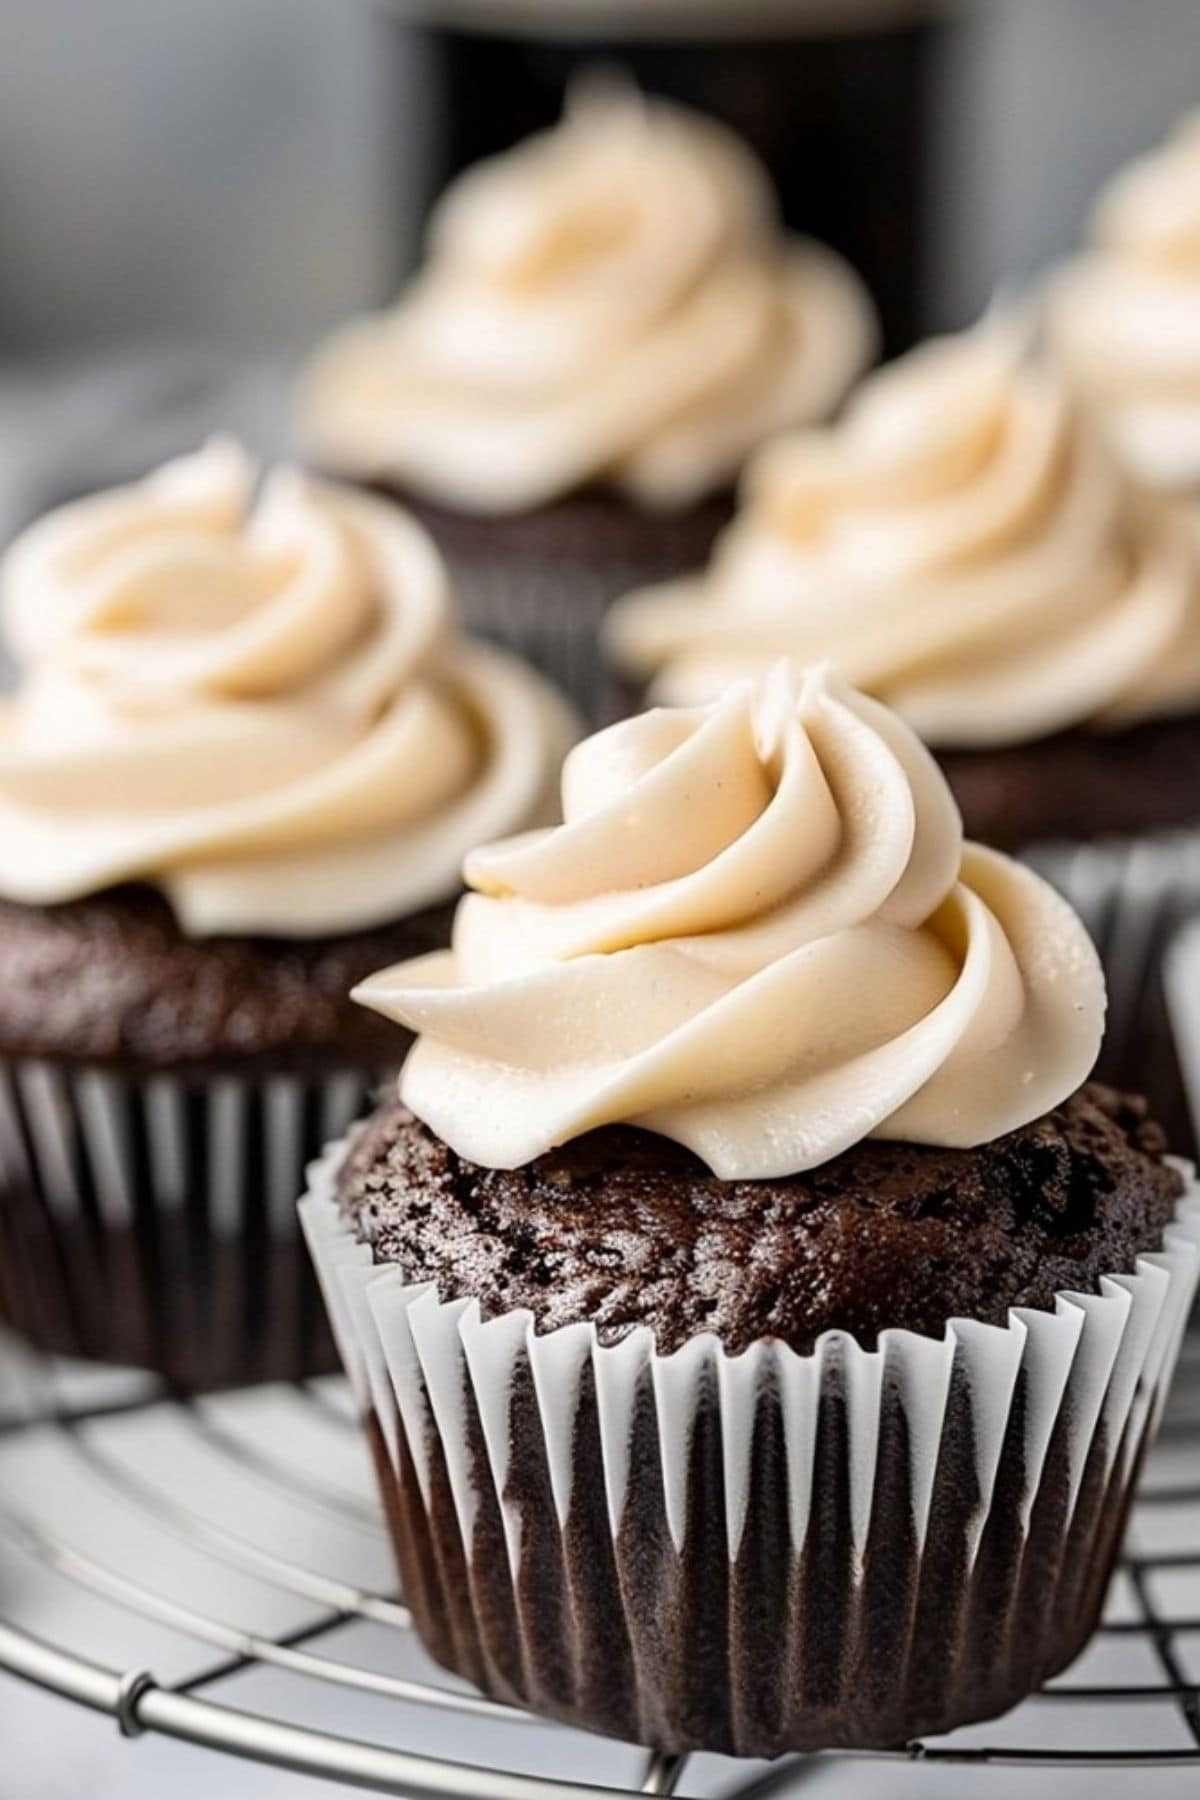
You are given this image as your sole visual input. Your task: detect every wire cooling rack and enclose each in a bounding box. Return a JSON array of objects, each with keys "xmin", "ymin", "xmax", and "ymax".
[{"xmin": 1, "ymin": 1331, "xmax": 1199, "ymax": 1800}]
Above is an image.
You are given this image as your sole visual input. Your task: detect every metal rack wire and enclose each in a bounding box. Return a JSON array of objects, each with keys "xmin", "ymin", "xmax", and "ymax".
[{"xmin": 1, "ymin": 1329, "xmax": 1200, "ymax": 1799}]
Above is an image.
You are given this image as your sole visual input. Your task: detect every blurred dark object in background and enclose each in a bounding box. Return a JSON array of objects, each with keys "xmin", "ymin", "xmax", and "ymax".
[{"xmin": 400, "ymin": 4, "xmax": 951, "ymax": 354}]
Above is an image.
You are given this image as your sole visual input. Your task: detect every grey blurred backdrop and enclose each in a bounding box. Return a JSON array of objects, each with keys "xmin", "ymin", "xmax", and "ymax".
[{"xmin": 0, "ymin": 0, "xmax": 1198, "ymax": 360}]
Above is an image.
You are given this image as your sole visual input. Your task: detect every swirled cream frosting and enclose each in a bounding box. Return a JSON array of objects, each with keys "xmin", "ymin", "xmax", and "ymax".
[
  {"xmin": 298, "ymin": 82, "xmax": 877, "ymax": 514},
  {"xmin": 606, "ymin": 321, "xmax": 1200, "ymax": 746},
  {"xmin": 355, "ymin": 664, "xmax": 1105, "ymax": 1178},
  {"xmin": 0, "ymin": 440, "xmax": 575, "ymax": 937},
  {"xmin": 1048, "ymin": 115, "xmax": 1200, "ymax": 494}
]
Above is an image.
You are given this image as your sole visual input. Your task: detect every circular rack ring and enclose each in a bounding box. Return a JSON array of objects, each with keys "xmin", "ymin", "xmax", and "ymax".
[{"xmin": 0, "ymin": 1335, "xmax": 1199, "ymax": 1796}]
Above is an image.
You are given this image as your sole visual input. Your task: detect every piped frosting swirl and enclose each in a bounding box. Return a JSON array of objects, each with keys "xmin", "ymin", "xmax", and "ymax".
[
  {"xmin": 0, "ymin": 440, "xmax": 574, "ymax": 937},
  {"xmin": 606, "ymin": 321, "xmax": 1200, "ymax": 745},
  {"xmin": 356, "ymin": 664, "xmax": 1105, "ymax": 1178},
  {"xmin": 298, "ymin": 82, "xmax": 877, "ymax": 514},
  {"xmin": 1049, "ymin": 114, "xmax": 1200, "ymax": 493}
]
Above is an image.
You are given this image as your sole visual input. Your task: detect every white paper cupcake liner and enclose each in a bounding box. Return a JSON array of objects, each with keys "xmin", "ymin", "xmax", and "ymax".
[
  {"xmin": 1022, "ymin": 829, "xmax": 1200, "ymax": 1150},
  {"xmin": 301, "ymin": 1133, "xmax": 1200, "ymax": 1757},
  {"xmin": 1164, "ymin": 914, "xmax": 1200, "ymax": 1147},
  {"xmin": 447, "ymin": 553, "xmax": 656, "ymax": 729},
  {"xmin": 0, "ymin": 1056, "xmax": 377, "ymax": 1387}
]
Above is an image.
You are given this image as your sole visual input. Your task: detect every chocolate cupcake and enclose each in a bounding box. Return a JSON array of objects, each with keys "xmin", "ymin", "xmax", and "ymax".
[
  {"xmin": 606, "ymin": 318, "xmax": 1200, "ymax": 1145},
  {"xmin": 302, "ymin": 664, "xmax": 1200, "ymax": 1757},
  {"xmin": 296, "ymin": 78, "xmax": 878, "ymax": 721},
  {"xmin": 0, "ymin": 438, "xmax": 574, "ymax": 1387},
  {"xmin": 1047, "ymin": 112, "xmax": 1200, "ymax": 500}
]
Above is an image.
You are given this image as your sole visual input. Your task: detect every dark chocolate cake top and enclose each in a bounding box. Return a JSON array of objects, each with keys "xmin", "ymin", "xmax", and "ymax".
[
  {"xmin": 939, "ymin": 707, "xmax": 1200, "ymax": 852},
  {"xmin": 336, "ymin": 1083, "xmax": 1182, "ymax": 1355},
  {"xmin": 0, "ymin": 885, "xmax": 453, "ymax": 1070}
]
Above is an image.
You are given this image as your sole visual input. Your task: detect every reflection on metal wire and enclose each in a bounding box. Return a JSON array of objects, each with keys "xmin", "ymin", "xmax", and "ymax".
[{"xmin": 0, "ymin": 1337, "xmax": 1198, "ymax": 1797}]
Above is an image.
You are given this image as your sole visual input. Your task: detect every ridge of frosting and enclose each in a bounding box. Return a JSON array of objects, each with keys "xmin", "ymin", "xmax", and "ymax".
[
  {"xmin": 298, "ymin": 80, "xmax": 877, "ymax": 514},
  {"xmin": 0, "ymin": 440, "xmax": 575, "ymax": 937},
  {"xmin": 355, "ymin": 663, "xmax": 1105, "ymax": 1178},
  {"xmin": 1048, "ymin": 113, "xmax": 1200, "ymax": 493},
  {"xmin": 605, "ymin": 318, "xmax": 1200, "ymax": 745}
]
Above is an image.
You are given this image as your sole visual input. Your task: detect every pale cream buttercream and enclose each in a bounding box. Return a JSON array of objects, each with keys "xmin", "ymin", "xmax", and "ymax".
[
  {"xmin": 355, "ymin": 664, "xmax": 1105, "ymax": 1177},
  {"xmin": 298, "ymin": 82, "xmax": 877, "ymax": 514},
  {"xmin": 0, "ymin": 440, "xmax": 575, "ymax": 936},
  {"xmin": 606, "ymin": 321, "xmax": 1200, "ymax": 744},
  {"xmin": 1049, "ymin": 114, "xmax": 1200, "ymax": 494}
]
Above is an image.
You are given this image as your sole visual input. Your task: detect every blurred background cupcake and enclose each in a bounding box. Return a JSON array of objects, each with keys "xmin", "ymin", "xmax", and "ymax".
[
  {"xmin": 1047, "ymin": 113, "xmax": 1200, "ymax": 500},
  {"xmin": 0, "ymin": 439, "xmax": 573, "ymax": 1387},
  {"xmin": 297, "ymin": 78, "xmax": 878, "ymax": 722},
  {"xmin": 607, "ymin": 316, "xmax": 1200, "ymax": 1143},
  {"xmin": 608, "ymin": 316, "xmax": 1200, "ymax": 847}
]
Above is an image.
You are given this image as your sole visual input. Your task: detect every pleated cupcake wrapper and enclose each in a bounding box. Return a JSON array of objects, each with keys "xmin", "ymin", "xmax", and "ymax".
[
  {"xmin": 301, "ymin": 1137, "xmax": 1200, "ymax": 1756},
  {"xmin": 446, "ymin": 552, "xmax": 668, "ymax": 728},
  {"xmin": 0, "ymin": 1056, "xmax": 377, "ymax": 1387},
  {"xmin": 1022, "ymin": 828, "xmax": 1200, "ymax": 1149},
  {"xmin": 1164, "ymin": 914, "xmax": 1200, "ymax": 1142}
]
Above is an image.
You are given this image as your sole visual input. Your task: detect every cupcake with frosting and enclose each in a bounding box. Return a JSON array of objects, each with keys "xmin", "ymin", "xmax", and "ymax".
[
  {"xmin": 607, "ymin": 319, "xmax": 1200, "ymax": 851},
  {"xmin": 1048, "ymin": 114, "xmax": 1200, "ymax": 497},
  {"xmin": 297, "ymin": 79, "xmax": 877, "ymax": 718},
  {"xmin": 607, "ymin": 322, "xmax": 1200, "ymax": 1153},
  {"xmin": 0, "ymin": 438, "xmax": 574, "ymax": 1387},
  {"xmin": 303, "ymin": 662, "xmax": 1199, "ymax": 1757}
]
